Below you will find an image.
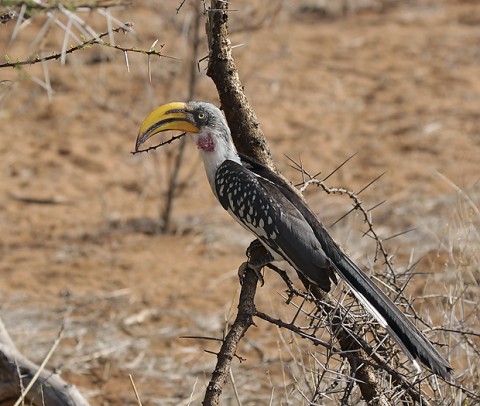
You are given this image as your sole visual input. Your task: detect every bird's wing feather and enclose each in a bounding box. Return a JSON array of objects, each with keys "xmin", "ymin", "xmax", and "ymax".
[
  {"xmin": 215, "ymin": 159, "xmax": 335, "ymax": 291},
  {"xmin": 237, "ymin": 154, "xmax": 452, "ymax": 379}
]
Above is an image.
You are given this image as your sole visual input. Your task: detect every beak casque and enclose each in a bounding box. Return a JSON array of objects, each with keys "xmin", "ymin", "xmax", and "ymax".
[{"xmin": 135, "ymin": 102, "xmax": 200, "ymax": 151}]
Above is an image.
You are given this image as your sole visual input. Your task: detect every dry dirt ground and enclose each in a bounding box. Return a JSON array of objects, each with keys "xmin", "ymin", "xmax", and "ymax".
[{"xmin": 1, "ymin": 1, "xmax": 479, "ymax": 404}]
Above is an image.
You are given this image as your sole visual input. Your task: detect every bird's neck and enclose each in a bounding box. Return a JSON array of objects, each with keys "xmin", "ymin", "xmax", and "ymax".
[{"xmin": 195, "ymin": 129, "xmax": 240, "ymax": 195}]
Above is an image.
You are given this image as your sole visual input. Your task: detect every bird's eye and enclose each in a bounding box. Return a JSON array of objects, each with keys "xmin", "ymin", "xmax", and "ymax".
[{"xmin": 197, "ymin": 111, "xmax": 206, "ymax": 121}]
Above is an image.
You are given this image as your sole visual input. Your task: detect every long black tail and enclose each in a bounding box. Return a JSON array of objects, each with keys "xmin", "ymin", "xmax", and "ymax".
[
  {"xmin": 240, "ymin": 153, "xmax": 452, "ymax": 379},
  {"xmin": 330, "ymin": 245, "xmax": 452, "ymax": 379}
]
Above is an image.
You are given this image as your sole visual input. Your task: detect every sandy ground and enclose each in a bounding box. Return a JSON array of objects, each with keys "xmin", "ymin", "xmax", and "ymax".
[{"xmin": 1, "ymin": 1, "xmax": 479, "ymax": 404}]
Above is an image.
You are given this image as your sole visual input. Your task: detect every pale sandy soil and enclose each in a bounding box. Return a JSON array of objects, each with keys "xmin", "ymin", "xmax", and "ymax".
[{"xmin": 0, "ymin": 1, "xmax": 479, "ymax": 404}]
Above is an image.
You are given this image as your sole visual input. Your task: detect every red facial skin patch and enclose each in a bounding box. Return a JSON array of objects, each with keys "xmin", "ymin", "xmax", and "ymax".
[{"xmin": 197, "ymin": 133, "xmax": 215, "ymax": 152}]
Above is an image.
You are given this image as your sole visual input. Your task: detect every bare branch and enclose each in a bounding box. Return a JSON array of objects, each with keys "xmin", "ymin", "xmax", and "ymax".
[
  {"xmin": 0, "ymin": 24, "xmax": 172, "ymax": 70},
  {"xmin": 202, "ymin": 266, "xmax": 259, "ymax": 406},
  {"xmin": 296, "ymin": 167, "xmax": 397, "ymax": 282},
  {"xmin": 2, "ymin": 1, "xmax": 131, "ymax": 13},
  {"xmin": 205, "ymin": 0, "xmax": 275, "ymax": 170},
  {"xmin": 132, "ymin": 133, "xmax": 187, "ymax": 155}
]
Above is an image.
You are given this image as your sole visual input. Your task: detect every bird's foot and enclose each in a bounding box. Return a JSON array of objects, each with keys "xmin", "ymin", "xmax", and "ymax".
[
  {"xmin": 238, "ymin": 240, "xmax": 275, "ymax": 286},
  {"xmin": 246, "ymin": 239, "xmax": 274, "ymax": 268},
  {"xmin": 238, "ymin": 262, "xmax": 264, "ymax": 286}
]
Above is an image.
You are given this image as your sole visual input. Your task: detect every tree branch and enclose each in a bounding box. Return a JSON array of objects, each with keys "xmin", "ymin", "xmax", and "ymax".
[
  {"xmin": 0, "ymin": 24, "xmax": 171, "ymax": 70},
  {"xmin": 202, "ymin": 267, "xmax": 258, "ymax": 406},
  {"xmin": 205, "ymin": 1, "xmax": 275, "ymax": 170},
  {"xmin": 0, "ymin": 317, "xmax": 89, "ymax": 406}
]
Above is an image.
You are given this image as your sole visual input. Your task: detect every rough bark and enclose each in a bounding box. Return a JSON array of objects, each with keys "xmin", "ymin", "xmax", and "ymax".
[
  {"xmin": 206, "ymin": 1, "xmax": 275, "ymax": 170},
  {"xmin": 202, "ymin": 268, "xmax": 258, "ymax": 406}
]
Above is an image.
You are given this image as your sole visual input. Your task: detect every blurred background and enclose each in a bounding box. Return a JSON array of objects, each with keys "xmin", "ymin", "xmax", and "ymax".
[{"xmin": 0, "ymin": 0, "xmax": 479, "ymax": 404}]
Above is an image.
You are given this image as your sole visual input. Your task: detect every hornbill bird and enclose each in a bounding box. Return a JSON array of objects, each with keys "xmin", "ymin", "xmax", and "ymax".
[{"xmin": 135, "ymin": 101, "xmax": 452, "ymax": 380}]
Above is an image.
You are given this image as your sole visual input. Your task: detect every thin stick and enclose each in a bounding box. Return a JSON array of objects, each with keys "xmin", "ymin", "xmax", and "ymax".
[
  {"xmin": 13, "ymin": 322, "xmax": 66, "ymax": 406},
  {"xmin": 132, "ymin": 132, "xmax": 187, "ymax": 154},
  {"xmin": 129, "ymin": 374, "xmax": 143, "ymax": 406},
  {"xmin": 1, "ymin": 24, "xmax": 174, "ymax": 70},
  {"xmin": 229, "ymin": 368, "xmax": 243, "ymax": 406}
]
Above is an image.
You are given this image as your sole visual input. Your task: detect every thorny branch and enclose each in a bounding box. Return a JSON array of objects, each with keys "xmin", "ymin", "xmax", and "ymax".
[
  {"xmin": 132, "ymin": 133, "xmax": 187, "ymax": 155},
  {"xmin": 1, "ymin": 1, "xmax": 130, "ymax": 13},
  {"xmin": 290, "ymin": 159, "xmax": 441, "ymax": 326},
  {"xmin": 0, "ymin": 24, "xmax": 172, "ymax": 70},
  {"xmin": 290, "ymin": 156, "xmax": 398, "ymax": 284},
  {"xmin": 0, "ymin": 0, "xmax": 132, "ymax": 24},
  {"xmin": 260, "ymin": 268, "xmax": 428, "ymax": 404}
]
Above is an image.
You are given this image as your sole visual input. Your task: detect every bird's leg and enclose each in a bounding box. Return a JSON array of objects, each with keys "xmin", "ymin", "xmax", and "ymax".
[{"xmin": 238, "ymin": 239, "xmax": 274, "ymax": 286}]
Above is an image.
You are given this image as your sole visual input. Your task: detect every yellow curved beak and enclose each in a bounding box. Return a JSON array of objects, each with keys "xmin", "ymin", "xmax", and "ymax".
[{"xmin": 135, "ymin": 102, "xmax": 200, "ymax": 151}]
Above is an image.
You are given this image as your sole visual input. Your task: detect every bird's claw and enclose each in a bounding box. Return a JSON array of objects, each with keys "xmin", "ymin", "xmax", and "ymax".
[
  {"xmin": 246, "ymin": 239, "xmax": 274, "ymax": 268},
  {"xmin": 237, "ymin": 239, "xmax": 275, "ymax": 286},
  {"xmin": 238, "ymin": 262, "xmax": 265, "ymax": 286}
]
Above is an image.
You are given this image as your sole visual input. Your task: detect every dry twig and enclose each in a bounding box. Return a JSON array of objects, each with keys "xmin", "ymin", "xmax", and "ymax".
[{"xmin": 0, "ymin": 24, "xmax": 171, "ymax": 70}]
